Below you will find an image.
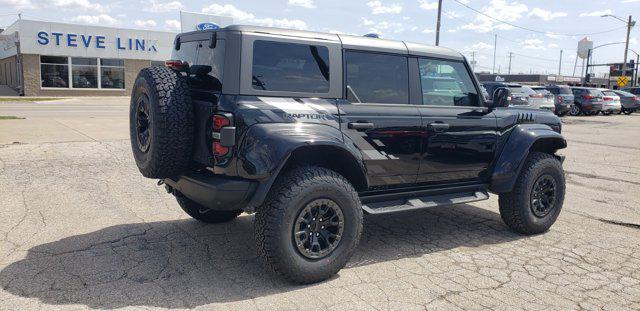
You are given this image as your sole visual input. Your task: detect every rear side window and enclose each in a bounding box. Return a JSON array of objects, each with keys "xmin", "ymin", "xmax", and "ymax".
[
  {"xmin": 251, "ymin": 40, "xmax": 330, "ymax": 93},
  {"xmin": 345, "ymin": 51, "xmax": 408, "ymax": 104},
  {"xmin": 418, "ymin": 58, "xmax": 479, "ymax": 106}
]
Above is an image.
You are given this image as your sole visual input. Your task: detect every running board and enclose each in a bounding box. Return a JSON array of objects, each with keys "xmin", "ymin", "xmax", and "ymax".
[{"xmin": 361, "ymin": 190, "xmax": 489, "ymax": 215}]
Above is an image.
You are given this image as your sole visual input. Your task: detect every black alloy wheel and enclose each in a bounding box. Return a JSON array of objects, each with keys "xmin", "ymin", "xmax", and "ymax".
[
  {"xmin": 135, "ymin": 95, "xmax": 151, "ymax": 153},
  {"xmin": 293, "ymin": 199, "xmax": 344, "ymax": 259},
  {"xmin": 530, "ymin": 174, "xmax": 557, "ymax": 218}
]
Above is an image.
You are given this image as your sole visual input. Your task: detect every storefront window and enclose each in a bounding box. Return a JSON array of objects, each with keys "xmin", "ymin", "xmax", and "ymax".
[
  {"xmin": 72, "ymin": 58, "xmax": 98, "ymax": 88},
  {"xmin": 40, "ymin": 56, "xmax": 69, "ymax": 88},
  {"xmin": 100, "ymin": 59, "xmax": 125, "ymax": 89}
]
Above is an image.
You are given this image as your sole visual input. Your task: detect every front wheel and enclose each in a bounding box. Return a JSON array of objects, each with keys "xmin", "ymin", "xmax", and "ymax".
[
  {"xmin": 499, "ymin": 152, "xmax": 565, "ymax": 235},
  {"xmin": 254, "ymin": 166, "xmax": 363, "ymax": 284}
]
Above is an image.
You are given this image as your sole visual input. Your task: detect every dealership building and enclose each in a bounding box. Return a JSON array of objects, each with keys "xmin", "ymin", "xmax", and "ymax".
[{"xmin": 0, "ymin": 19, "xmax": 177, "ymax": 96}]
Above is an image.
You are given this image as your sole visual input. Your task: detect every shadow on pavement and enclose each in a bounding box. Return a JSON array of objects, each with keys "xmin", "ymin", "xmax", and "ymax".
[{"xmin": 1, "ymin": 204, "xmax": 523, "ymax": 308}]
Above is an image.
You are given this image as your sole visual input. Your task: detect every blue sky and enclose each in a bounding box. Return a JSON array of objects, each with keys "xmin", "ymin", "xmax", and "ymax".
[{"xmin": 1, "ymin": 0, "xmax": 638, "ymax": 76}]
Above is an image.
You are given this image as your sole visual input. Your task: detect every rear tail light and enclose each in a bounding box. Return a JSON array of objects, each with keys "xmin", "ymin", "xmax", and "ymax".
[
  {"xmin": 603, "ymin": 97, "xmax": 613, "ymax": 101},
  {"xmin": 165, "ymin": 60, "xmax": 187, "ymax": 71},
  {"xmin": 633, "ymin": 96, "xmax": 638, "ymax": 101},
  {"xmin": 507, "ymin": 96, "xmax": 512, "ymax": 101},
  {"xmin": 557, "ymin": 95, "xmax": 563, "ymax": 101},
  {"xmin": 583, "ymin": 95, "xmax": 594, "ymax": 100},
  {"xmin": 212, "ymin": 114, "xmax": 233, "ymax": 157}
]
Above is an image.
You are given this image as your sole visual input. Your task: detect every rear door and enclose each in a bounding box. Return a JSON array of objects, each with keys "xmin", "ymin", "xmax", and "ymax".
[
  {"xmin": 414, "ymin": 57, "xmax": 498, "ymax": 185},
  {"xmin": 338, "ymin": 51, "xmax": 422, "ymax": 186}
]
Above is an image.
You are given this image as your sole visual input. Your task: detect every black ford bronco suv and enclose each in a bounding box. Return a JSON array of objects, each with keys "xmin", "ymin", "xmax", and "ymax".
[{"xmin": 130, "ymin": 25, "xmax": 566, "ymax": 284}]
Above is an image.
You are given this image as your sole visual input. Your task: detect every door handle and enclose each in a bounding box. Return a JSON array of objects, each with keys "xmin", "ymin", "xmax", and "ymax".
[
  {"xmin": 427, "ymin": 123, "xmax": 450, "ymax": 132},
  {"xmin": 348, "ymin": 122, "xmax": 375, "ymax": 130}
]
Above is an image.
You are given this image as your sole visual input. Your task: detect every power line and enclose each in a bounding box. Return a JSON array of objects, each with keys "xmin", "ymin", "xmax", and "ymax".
[{"xmin": 450, "ymin": 0, "xmax": 628, "ymax": 37}]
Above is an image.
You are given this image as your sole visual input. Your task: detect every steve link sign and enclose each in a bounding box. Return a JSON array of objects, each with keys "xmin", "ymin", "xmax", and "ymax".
[{"xmin": 36, "ymin": 31, "xmax": 158, "ymax": 52}]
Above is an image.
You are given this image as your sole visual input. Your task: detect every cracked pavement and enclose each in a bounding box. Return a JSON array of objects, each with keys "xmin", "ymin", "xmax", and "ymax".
[{"xmin": 0, "ymin": 106, "xmax": 639, "ymax": 310}]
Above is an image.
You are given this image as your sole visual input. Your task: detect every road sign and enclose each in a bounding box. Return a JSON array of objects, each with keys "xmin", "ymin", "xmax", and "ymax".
[{"xmin": 617, "ymin": 76, "xmax": 629, "ymax": 87}]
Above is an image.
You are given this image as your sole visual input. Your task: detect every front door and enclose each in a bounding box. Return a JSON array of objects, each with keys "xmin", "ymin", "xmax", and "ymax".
[
  {"xmin": 414, "ymin": 57, "xmax": 498, "ymax": 185},
  {"xmin": 338, "ymin": 51, "xmax": 422, "ymax": 187}
]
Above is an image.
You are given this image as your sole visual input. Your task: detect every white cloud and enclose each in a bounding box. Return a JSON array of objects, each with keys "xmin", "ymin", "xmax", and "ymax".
[
  {"xmin": 522, "ymin": 38, "xmax": 545, "ymax": 50},
  {"xmin": 144, "ymin": 0, "xmax": 184, "ymax": 13},
  {"xmin": 422, "ymin": 28, "xmax": 434, "ymax": 33},
  {"xmin": 444, "ymin": 10, "xmax": 462, "ymax": 19},
  {"xmin": 579, "ymin": 9, "xmax": 613, "ymax": 17},
  {"xmin": 134, "ymin": 19, "xmax": 157, "ymax": 28},
  {"xmin": 51, "ymin": 0, "xmax": 109, "ymax": 12},
  {"xmin": 623, "ymin": 0, "xmax": 639, "ymax": 2},
  {"xmin": 360, "ymin": 17, "xmax": 375, "ymax": 26},
  {"xmin": 71, "ymin": 14, "xmax": 118, "ymax": 25},
  {"xmin": 528, "ymin": 8, "xmax": 567, "ymax": 21},
  {"xmin": 164, "ymin": 19, "xmax": 181, "ymax": 31},
  {"xmin": 288, "ymin": 0, "xmax": 315, "ymax": 9},
  {"xmin": 202, "ymin": 4, "xmax": 308, "ymax": 29},
  {"xmin": 0, "ymin": 0, "xmax": 34, "ymax": 9},
  {"xmin": 366, "ymin": 1, "xmax": 402, "ymax": 14},
  {"xmin": 418, "ymin": 0, "xmax": 438, "ymax": 10},
  {"xmin": 463, "ymin": 42, "xmax": 494, "ymax": 53},
  {"xmin": 460, "ymin": 0, "xmax": 528, "ymax": 33}
]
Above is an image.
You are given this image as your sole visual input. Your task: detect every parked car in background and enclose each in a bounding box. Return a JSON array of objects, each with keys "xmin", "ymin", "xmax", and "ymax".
[
  {"xmin": 570, "ymin": 87, "xmax": 604, "ymax": 116},
  {"xmin": 535, "ymin": 85, "xmax": 574, "ymax": 116},
  {"xmin": 482, "ymin": 82, "xmax": 529, "ymax": 107},
  {"xmin": 622, "ymin": 87, "xmax": 640, "ymax": 96},
  {"xmin": 613, "ymin": 90, "xmax": 640, "ymax": 114},
  {"xmin": 526, "ymin": 87, "xmax": 556, "ymax": 112},
  {"xmin": 598, "ymin": 89, "xmax": 622, "ymax": 115}
]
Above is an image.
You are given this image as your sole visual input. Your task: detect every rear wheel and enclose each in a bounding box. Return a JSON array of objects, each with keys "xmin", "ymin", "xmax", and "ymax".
[
  {"xmin": 569, "ymin": 105, "xmax": 581, "ymax": 116},
  {"xmin": 254, "ymin": 166, "xmax": 363, "ymax": 284},
  {"xmin": 175, "ymin": 195, "xmax": 242, "ymax": 224},
  {"xmin": 499, "ymin": 152, "xmax": 565, "ymax": 235}
]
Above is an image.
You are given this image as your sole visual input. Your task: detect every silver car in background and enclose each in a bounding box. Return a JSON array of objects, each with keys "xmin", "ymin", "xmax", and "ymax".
[
  {"xmin": 598, "ymin": 89, "xmax": 622, "ymax": 115},
  {"xmin": 522, "ymin": 86, "xmax": 555, "ymax": 112}
]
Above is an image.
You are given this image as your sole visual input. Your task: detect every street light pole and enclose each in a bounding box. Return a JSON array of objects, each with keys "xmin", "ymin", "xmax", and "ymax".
[
  {"xmin": 558, "ymin": 49, "xmax": 563, "ymax": 76},
  {"xmin": 435, "ymin": 0, "xmax": 443, "ymax": 46}
]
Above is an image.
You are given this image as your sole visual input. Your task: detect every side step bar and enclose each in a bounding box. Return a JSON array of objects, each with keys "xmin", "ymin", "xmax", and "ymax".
[{"xmin": 361, "ymin": 190, "xmax": 489, "ymax": 215}]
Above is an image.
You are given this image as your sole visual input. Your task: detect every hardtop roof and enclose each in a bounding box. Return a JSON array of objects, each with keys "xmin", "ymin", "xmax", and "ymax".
[{"xmin": 180, "ymin": 25, "xmax": 464, "ymax": 61}]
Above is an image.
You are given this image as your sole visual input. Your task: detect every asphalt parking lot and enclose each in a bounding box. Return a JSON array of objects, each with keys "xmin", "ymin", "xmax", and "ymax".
[{"xmin": 1, "ymin": 98, "xmax": 639, "ymax": 310}]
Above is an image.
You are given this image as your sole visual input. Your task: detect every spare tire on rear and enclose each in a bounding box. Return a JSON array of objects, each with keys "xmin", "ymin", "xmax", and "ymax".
[{"xmin": 129, "ymin": 66, "xmax": 193, "ymax": 179}]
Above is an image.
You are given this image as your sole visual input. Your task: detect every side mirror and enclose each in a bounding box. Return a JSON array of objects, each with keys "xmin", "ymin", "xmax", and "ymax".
[{"xmin": 491, "ymin": 87, "xmax": 511, "ymax": 108}]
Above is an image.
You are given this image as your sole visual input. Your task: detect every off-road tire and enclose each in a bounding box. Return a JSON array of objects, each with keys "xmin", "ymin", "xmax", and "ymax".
[
  {"xmin": 176, "ymin": 195, "xmax": 242, "ymax": 223},
  {"xmin": 499, "ymin": 152, "xmax": 565, "ymax": 235},
  {"xmin": 254, "ymin": 166, "xmax": 363, "ymax": 284},
  {"xmin": 129, "ymin": 66, "xmax": 193, "ymax": 179}
]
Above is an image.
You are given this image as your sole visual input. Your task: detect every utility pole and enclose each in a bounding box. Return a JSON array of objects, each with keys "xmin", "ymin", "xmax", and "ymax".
[
  {"xmin": 492, "ymin": 34, "xmax": 497, "ymax": 74},
  {"xmin": 507, "ymin": 52, "xmax": 513, "ymax": 74},
  {"xmin": 435, "ymin": 0, "xmax": 443, "ymax": 46},
  {"xmin": 558, "ymin": 49, "xmax": 563, "ymax": 76},
  {"xmin": 572, "ymin": 52, "xmax": 579, "ymax": 77},
  {"xmin": 622, "ymin": 15, "xmax": 634, "ymax": 78}
]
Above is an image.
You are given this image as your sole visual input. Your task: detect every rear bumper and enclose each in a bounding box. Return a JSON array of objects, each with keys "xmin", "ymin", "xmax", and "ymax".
[
  {"xmin": 555, "ymin": 104, "xmax": 571, "ymax": 114},
  {"xmin": 583, "ymin": 103, "xmax": 602, "ymax": 112},
  {"xmin": 164, "ymin": 172, "xmax": 258, "ymax": 211}
]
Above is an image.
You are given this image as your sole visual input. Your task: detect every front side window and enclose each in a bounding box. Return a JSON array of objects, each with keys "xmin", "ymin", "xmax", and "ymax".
[
  {"xmin": 252, "ymin": 40, "xmax": 330, "ymax": 93},
  {"xmin": 100, "ymin": 59, "xmax": 125, "ymax": 89},
  {"xmin": 345, "ymin": 51, "xmax": 408, "ymax": 104},
  {"xmin": 419, "ymin": 58, "xmax": 479, "ymax": 106},
  {"xmin": 41, "ymin": 56, "xmax": 69, "ymax": 88}
]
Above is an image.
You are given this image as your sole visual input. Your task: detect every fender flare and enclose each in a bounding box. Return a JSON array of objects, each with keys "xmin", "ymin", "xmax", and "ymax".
[
  {"xmin": 236, "ymin": 123, "xmax": 368, "ymax": 211},
  {"xmin": 489, "ymin": 124, "xmax": 566, "ymax": 194}
]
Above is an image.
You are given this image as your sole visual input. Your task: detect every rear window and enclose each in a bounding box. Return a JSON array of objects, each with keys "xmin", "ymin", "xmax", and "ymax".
[
  {"xmin": 345, "ymin": 51, "xmax": 409, "ymax": 104},
  {"xmin": 588, "ymin": 89, "xmax": 603, "ymax": 96},
  {"xmin": 602, "ymin": 91, "xmax": 617, "ymax": 97},
  {"xmin": 556, "ymin": 86, "xmax": 572, "ymax": 94},
  {"xmin": 252, "ymin": 40, "xmax": 330, "ymax": 93}
]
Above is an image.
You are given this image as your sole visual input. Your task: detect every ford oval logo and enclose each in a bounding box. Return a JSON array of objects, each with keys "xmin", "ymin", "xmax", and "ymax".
[{"xmin": 196, "ymin": 22, "xmax": 220, "ymax": 31}]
